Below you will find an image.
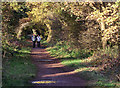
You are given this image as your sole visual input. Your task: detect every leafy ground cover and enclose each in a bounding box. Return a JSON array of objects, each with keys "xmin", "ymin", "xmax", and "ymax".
[
  {"xmin": 2, "ymin": 41, "xmax": 36, "ymax": 86},
  {"xmin": 46, "ymin": 42, "xmax": 120, "ymax": 87}
]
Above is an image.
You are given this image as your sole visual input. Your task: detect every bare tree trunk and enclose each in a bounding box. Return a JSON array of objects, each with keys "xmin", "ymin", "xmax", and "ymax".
[
  {"xmin": 102, "ymin": 37, "xmax": 107, "ymax": 49},
  {"xmin": 46, "ymin": 24, "xmax": 52, "ymax": 43},
  {"xmin": 100, "ymin": 19, "xmax": 107, "ymax": 49},
  {"xmin": 118, "ymin": 27, "xmax": 120, "ymax": 59},
  {"xmin": 16, "ymin": 22, "xmax": 31, "ymax": 39}
]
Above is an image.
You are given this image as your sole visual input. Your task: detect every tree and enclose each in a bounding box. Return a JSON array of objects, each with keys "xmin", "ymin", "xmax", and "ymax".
[
  {"xmin": 86, "ymin": 2, "xmax": 119, "ymax": 49},
  {"xmin": 61, "ymin": 2, "xmax": 119, "ymax": 49},
  {"xmin": 2, "ymin": 2, "xmax": 30, "ymax": 57},
  {"xmin": 26, "ymin": 2, "xmax": 63, "ymax": 43}
]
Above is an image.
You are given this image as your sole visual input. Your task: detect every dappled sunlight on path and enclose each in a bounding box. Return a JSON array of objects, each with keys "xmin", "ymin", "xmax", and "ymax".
[
  {"xmin": 42, "ymin": 70, "xmax": 77, "ymax": 77},
  {"xmin": 44, "ymin": 62, "xmax": 64, "ymax": 68},
  {"xmin": 30, "ymin": 47, "xmax": 86, "ymax": 86}
]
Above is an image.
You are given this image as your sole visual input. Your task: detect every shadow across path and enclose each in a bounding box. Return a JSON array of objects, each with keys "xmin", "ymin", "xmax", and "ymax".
[{"xmin": 30, "ymin": 47, "xmax": 86, "ymax": 86}]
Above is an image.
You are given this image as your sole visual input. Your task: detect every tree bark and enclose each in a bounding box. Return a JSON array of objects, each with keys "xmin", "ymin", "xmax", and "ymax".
[
  {"xmin": 102, "ymin": 37, "xmax": 107, "ymax": 49},
  {"xmin": 118, "ymin": 26, "xmax": 120, "ymax": 59},
  {"xmin": 16, "ymin": 22, "xmax": 31, "ymax": 39},
  {"xmin": 46, "ymin": 24, "xmax": 52, "ymax": 43},
  {"xmin": 100, "ymin": 19, "xmax": 106, "ymax": 49}
]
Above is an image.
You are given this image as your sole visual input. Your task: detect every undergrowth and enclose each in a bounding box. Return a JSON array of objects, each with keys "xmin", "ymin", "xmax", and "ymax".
[
  {"xmin": 2, "ymin": 40, "xmax": 36, "ymax": 86},
  {"xmin": 46, "ymin": 41, "xmax": 120, "ymax": 87}
]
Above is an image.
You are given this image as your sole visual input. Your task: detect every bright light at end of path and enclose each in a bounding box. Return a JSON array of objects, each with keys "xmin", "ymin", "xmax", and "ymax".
[{"xmin": 32, "ymin": 81, "xmax": 56, "ymax": 84}]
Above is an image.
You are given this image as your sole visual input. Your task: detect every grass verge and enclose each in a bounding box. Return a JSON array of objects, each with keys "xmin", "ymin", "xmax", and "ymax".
[
  {"xmin": 46, "ymin": 42, "xmax": 120, "ymax": 87},
  {"xmin": 2, "ymin": 47, "xmax": 36, "ymax": 86}
]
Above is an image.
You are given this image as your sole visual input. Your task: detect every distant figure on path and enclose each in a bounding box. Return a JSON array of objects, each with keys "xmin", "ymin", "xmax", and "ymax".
[
  {"xmin": 37, "ymin": 35, "xmax": 41, "ymax": 48},
  {"xmin": 32, "ymin": 34, "xmax": 36, "ymax": 48}
]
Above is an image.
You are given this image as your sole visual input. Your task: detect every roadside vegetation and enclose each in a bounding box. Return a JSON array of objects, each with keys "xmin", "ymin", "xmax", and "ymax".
[
  {"xmin": 46, "ymin": 42, "xmax": 120, "ymax": 87},
  {"xmin": 2, "ymin": 1, "xmax": 120, "ymax": 87},
  {"xmin": 2, "ymin": 40, "xmax": 36, "ymax": 86}
]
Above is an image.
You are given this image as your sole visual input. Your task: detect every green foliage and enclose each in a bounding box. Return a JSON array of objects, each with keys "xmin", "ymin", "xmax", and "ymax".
[
  {"xmin": 2, "ymin": 2, "xmax": 29, "ymax": 27},
  {"xmin": 22, "ymin": 2, "xmax": 119, "ymax": 50},
  {"xmin": 2, "ymin": 3, "xmax": 36, "ymax": 84},
  {"xmin": 2, "ymin": 2, "xmax": 119, "ymax": 49},
  {"xmin": 2, "ymin": 2, "xmax": 120, "ymax": 87},
  {"xmin": 2, "ymin": 47, "xmax": 36, "ymax": 86},
  {"xmin": 46, "ymin": 40, "xmax": 119, "ymax": 87},
  {"xmin": 46, "ymin": 41, "xmax": 93, "ymax": 59},
  {"xmin": 2, "ymin": 2, "xmax": 31, "ymax": 59},
  {"xmin": 89, "ymin": 46, "xmax": 118, "ymax": 67}
]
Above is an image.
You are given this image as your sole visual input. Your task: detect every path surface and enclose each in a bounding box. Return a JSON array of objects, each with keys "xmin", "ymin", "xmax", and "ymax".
[{"xmin": 30, "ymin": 47, "xmax": 86, "ymax": 86}]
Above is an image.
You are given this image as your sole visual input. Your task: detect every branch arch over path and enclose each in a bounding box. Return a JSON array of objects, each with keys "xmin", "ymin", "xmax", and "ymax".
[{"xmin": 16, "ymin": 18, "xmax": 32, "ymax": 39}]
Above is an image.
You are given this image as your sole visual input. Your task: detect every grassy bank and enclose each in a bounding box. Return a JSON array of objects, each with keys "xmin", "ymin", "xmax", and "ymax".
[
  {"xmin": 2, "ymin": 42, "xmax": 36, "ymax": 86},
  {"xmin": 46, "ymin": 42, "xmax": 120, "ymax": 87}
]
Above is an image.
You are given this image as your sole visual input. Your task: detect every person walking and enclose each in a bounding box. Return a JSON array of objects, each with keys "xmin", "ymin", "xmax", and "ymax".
[
  {"xmin": 37, "ymin": 35, "xmax": 41, "ymax": 48},
  {"xmin": 32, "ymin": 34, "xmax": 36, "ymax": 48}
]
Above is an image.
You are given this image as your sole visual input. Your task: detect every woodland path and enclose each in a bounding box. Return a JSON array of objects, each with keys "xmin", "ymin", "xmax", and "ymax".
[{"xmin": 30, "ymin": 46, "xmax": 86, "ymax": 87}]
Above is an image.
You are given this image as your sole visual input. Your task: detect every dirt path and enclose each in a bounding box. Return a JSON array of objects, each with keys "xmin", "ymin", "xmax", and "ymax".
[{"xmin": 30, "ymin": 47, "xmax": 86, "ymax": 86}]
